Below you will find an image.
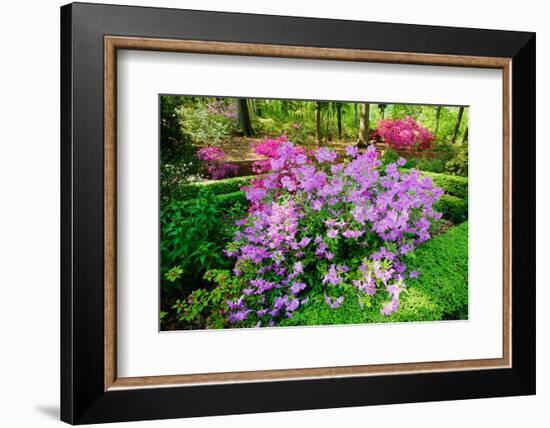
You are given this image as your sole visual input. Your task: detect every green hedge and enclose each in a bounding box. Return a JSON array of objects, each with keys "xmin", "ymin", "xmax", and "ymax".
[
  {"xmin": 280, "ymin": 221, "xmax": 469, "ymax": 326},
  {"xmin": 216, "ymin": 191, "xmax": 247, "ymax": 209},
  {"xmin": 399, "ymin": 169, "xmax": 468, "ymax": 199},
  {"xmin": 426, "ymin": 171, "xmax": 468, "ymax": 199},
  {"xmin": 190, "ymin": 190, "xmax": 468, "ymax": 225},
  {"xmin": 168, "ymin": 175, "xmax": 255, "ymax": 201},
  {"xmin": 435, "ymin": 194, "xmax": 468, "ymax": 224}
]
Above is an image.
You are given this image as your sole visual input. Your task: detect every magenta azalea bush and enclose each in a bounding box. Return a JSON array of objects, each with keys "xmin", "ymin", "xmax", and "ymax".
[
  {"xmin": 207, "ymin": 163, "xmax": 240, "ymax": 180},
  {"xmin": 197, "ymin": 146, "xmax": 225, "ymax": 162},
  {"xmin": 223, "ymin": 139, "xmax": 444, "ymax": 327},
  {"xmin": 197, "ymin": 146, "xmax": 240, "ymax": 179},
  {"xmin": 251, "ymin": 135, "xmax": 290, "ymax": 174},
  {"xmin": 374, "ymin": 116, "xmax": 434, "ymax": 150}
]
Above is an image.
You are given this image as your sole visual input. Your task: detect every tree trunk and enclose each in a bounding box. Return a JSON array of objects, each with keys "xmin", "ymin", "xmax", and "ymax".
[
  {"xmin": 336, "ymin": 103, "xmax": 343, "ymax": 140},
  {"xmin": 353, "ymin": 103, "xmax": 358, "ymax": 128},
  {"xmin": 358, "ymin": 103, "xmax": 370, "ymax": 146},
  {"xmin": 237, "ymin": 98, "xmax": 255, "ymax": 137},
  {"xmin": 256, "ymin": 100, "xmax": 262, "ymax": 117},
  {"xmin": 326, "ymin": 103, "xmax": 332, "ymax": 141},
  {"xmin": 379, "ymin": 103, "xmax": 386, "ymax": 119},
  {"xmin": 461, "ymin": 126, "xmax": 469, "ymax": 144},
  {"xmin": 451, "ymin": 106, "xmax": 465, "ymax": 144},
  {"xmin": 434, "ymin": 106, "xmax": 442, "ymax": 140},
  {"xmin": 315, "ymin": 102, "xmax": 322, "ymax": 142},
  {"xmin": 281, "ymin": 100, "xmax": 288, "ymax": 117}
]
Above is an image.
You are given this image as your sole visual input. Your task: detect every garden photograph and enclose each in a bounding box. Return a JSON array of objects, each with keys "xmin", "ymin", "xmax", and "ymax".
[{"xmin": 160, "ymin": 95, "xmax": 469, "ymax": 331}]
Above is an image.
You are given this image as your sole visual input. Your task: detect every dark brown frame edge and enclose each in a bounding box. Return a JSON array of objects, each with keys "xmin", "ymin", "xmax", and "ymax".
[
  {"xmin": 104, "ymin": 36, "xmax": 512, "ymax": 391},
  {"xmin": 61, "ymin": 2, "xmax": 536, "ymax": 424}
]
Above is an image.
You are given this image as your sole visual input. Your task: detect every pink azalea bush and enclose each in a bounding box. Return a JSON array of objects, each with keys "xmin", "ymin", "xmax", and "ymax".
[
  {"xmin": 207, "ymin": 163, "xmax": 240, "ymax": 180},
  {"xmin": 224, "ymin": 139, "xmax": 443, "ymax": 327},
  {"xmin": 251, "ymin": 135, "xmax": 292, "ymax": 174},
  {"xmin": 374, "ymin": 116, "xmax": 434, "ymax": 151},
  {"xmin": 197, "ymin": 146, "xmax": 225, "ymax": 162},
  {"xmin": 197, "ymin": 146, "xmax": 240, "ymax": 179}
]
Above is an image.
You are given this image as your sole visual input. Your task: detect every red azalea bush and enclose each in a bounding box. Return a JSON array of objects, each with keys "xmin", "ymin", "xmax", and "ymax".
[{"xmin": 374, "ymin": 116, "xmax": 434, "ymax": 151}]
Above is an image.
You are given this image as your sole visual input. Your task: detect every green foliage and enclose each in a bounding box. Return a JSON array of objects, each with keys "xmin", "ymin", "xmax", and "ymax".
[
  {"xmin": 216, "ymin": 191, "xmax": 247, "ymax": 209},
  {"xmin": 160, "ymin": 189, "xmax": 230, "ymax": 293},
  {"xmin": 181, "ymin": 105, "xmax": 233, "ymax": 146},
  {"xmin": 160, "ymin": 96, "xmax": 196, "ymax": 163},
  {"xmin": 171, "ymin": 269, "xmax": 244, "ymax": 329},
  {"xmin": 280, "ymin": 222, "xmax": 468, "ymax": 326},
  {"xmin": 169, "ymin": 175, "xmax": 254, "ymax": 202},
  {"xmin": 425, "ymin": 172, "xmax": 468, "ymax": 199},
  {"xmin": 411, "ymin": 158, "xmax": 447, "ymax": 174},
  {"xmin": 445, "ymin": 143, "xmax": 468, "ymax": 176},
  {"xmin": 160, "ymin": 96, "xmax": 204, "ymax": 201},
  {"xmin": 434, "ymin": 195, "xmax": 468, "ymax": 224},
  {"xmin": 401, "ymin": 169, "xmax": 468, "ymax": 199},
  {"xmin": 380, "ymin": 149, "xmax": 415, "ymax": 169}
]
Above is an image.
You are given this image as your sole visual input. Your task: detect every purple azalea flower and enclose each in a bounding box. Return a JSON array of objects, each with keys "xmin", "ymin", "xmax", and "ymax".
[
  {"xmin": 290, "ymin": 281, "xmax": 306, "ymax": 294},
  {"xmin": 345, "ymin": 145, "xmax": 359, "ymax": 157},
  {"xmin": 323, "ymin": 264, "xmax": 342, "ymax": 285},
  {"xmin": 380, "ymin": 299, "xmax": 399, "ymax": 316},
  {"xmin": 324, "ymin": 294, "xmax": 344, "ymax": 309}
]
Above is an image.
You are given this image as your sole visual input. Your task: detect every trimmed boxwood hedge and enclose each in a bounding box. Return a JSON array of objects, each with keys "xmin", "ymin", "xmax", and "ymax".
[
  {"xmin": 279, "ymin": 221, "xmax": 469, "ymax": 326},
  {"xmin": 434, "ymin": 194, "xmax": 468, "ymax": 224},
  {"xmin": 216, "ymin": 191, "xmax": 247, "ymax": 209},
  {"xmin": 174, "ymin": 170, "xmax": 467, "ymax": 202},
  {"xmin": 208, "ymin": 190, "xmax": 468, "ymax": 224},
  {"xmin": 399, "ymin": 168, "xmax": 468, "ymax": 199},
  {"xmin": 426, "ymin": 171, "xmax": 468, "ymax": 199},
  {"xmin": 169, "ymin": 175, "xmax": 255, "ymax": 201}
]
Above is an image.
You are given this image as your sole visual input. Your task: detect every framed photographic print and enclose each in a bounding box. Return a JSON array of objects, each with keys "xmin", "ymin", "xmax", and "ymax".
[{"xmin": 60, "ymin": 2, "xmax": 536, "ymax": 424}]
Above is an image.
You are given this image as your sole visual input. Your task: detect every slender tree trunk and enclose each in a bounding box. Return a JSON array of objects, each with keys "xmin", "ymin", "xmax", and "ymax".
[
  {"xmin": 336, "ymin": 103, "xmax": 343, "ymax": 140},
  {"xmin": 461, "ymin": 126, "xmax": 469, "ymax": 144},
  {"xmin": 237, "ymin": 98, "xmax": 255, "ymax": 137},
  {"xmin": 434, "ymin": 106, "xmax": 442, "ymax": 140},
  {"xmin": 281, "ymin": 100, "xmax": 288, "ymax": 117},
  {"xmin": 379, "ymin": 103, "xmax": 386, "ymax": 119},
  {"xmin": 326, "ymin": 103, "xmax": 331, "ymax": 141},
  {"xmin": 358, "ymin": 103, "xmax": 370, "ymax": 146},
  {"xmin": 353, "ymin": 103, "xmax": 358, "ymax": 128},
  {"xmin": 256, "ymin": 100, "xmax": 262, "ymax": 117},
  {"xmin": 315, "ymin": 102, "xmax": 322, "ymax": 142},
  {"xmin": 451, "ymin": 106, "xmax": 465, "ymax": 143}
]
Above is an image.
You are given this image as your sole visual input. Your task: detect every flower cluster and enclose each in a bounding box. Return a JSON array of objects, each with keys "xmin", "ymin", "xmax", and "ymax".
[
  {"xmin": 223, "ymin": 139, "xmax": 443, "ymax": 327},
  {"xmin": 206, "ymin": 100, "xmax": 238, "ymax": 119},
  {"xmin": 374, "ymin": 116, "xmax": 434, "ymax": 150},
  {"xmin": 207, "ymin": 163, "xmax": 240, "ymax": 180},
  {"xmin": 251, "ymin": 134, "xmax": 293, "ymax": 174},
  {"xmin": 197, "ymin": 146, "xmax": 225, "ymax": 162},
  {"xmin": 197, "ymin": 146, "xmax": 240, "ymax": 179}
]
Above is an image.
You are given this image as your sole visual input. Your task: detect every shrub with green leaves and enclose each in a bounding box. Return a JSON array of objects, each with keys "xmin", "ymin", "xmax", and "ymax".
[
  {"xmin": 434, "ymin": 194, "xmax": 468, "ymax": 224},
  {"xmin": 170, "ymin": 175, "xmax": 255, "ymax": 202},
  {"xmin": 280, "ymin": 221, "xmax": 468, "ymax": 326},
  {"xmin": 160, "ymin": 189, "xmax": 231, "ymax": 293},
  {"xmin": 400, "ymin": 169, "xmax": 468, "ymax": 199},
  {"xmin": 172, "ymin": 270, "xmax": 245, "ymax": 329}
]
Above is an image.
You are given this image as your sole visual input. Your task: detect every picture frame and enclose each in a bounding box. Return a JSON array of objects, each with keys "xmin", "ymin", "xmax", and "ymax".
[{"xmin": 60, "ymin": 2, "xmax": 535, "ymax": 424}]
